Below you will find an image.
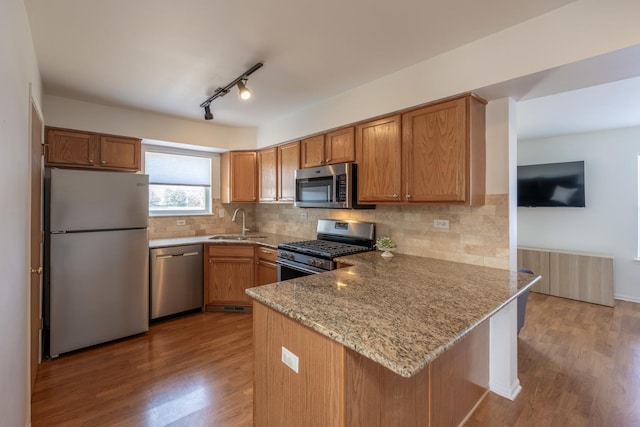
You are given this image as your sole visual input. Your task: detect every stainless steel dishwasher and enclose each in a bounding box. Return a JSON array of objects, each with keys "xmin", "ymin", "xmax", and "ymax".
[{"xmin": 150, "ymin": 244, "xmax": 203, "ymax": 320}]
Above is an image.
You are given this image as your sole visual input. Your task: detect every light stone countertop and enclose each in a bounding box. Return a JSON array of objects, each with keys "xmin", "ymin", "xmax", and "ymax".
[
  {"xmin": 148, "ymin": 232, "xmax": 303, "ymax": 249},
  {"xmin": 246, "ymin": 250, "xmax": 540, "ymax": 378}
]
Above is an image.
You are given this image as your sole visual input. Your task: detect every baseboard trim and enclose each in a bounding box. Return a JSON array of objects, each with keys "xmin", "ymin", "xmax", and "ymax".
[
  {"xmin": 614, "ymin": 294, "xmax": 640, "ymax": 304},
  {"xmin": 490, "ymin": 378, "xmax": 522, "ymax": 401}
]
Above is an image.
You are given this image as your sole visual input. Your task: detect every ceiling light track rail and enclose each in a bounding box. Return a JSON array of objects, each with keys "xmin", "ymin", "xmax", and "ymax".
[{"xmin": 199, "ymin": 62, "xmax": 264, "ymax": 120}]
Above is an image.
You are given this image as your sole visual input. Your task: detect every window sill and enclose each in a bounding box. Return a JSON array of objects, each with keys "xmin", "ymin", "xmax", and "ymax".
[{"xmin": 149, "ymin": 213, "xmax": 214, "ymax": 218}]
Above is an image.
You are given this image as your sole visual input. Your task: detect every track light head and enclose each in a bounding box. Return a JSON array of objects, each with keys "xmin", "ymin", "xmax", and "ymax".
[
  {"xmin": 237, "ymin": 78, "xmax": 251, "ymax": 100},
  {"xmin": 199, "ymin": 62, "xmax": 263, "ymax": 120},
  {"xmin": 204, "ymin": 104, "xmax": 213, "ymax": 120}
]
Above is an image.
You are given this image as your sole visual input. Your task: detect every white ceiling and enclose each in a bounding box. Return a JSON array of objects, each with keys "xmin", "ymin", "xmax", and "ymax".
[{"xmin": 25, "ymin": 0, "xmax": 576, "ymax": 128}]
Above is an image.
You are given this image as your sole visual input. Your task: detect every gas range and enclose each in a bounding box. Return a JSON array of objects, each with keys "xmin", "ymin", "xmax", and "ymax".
[{"xmin": 277, "ymin": 219, "xmax": 375, "ymax": 277}]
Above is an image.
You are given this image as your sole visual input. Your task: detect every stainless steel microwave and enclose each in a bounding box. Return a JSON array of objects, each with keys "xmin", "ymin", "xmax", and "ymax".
[{"xmin": 294, "ymin": 163, "xmax": 374, "ymax": 209}]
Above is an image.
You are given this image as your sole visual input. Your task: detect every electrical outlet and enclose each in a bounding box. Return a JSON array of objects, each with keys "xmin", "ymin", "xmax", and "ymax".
[
  {"xmin": 176, "ymin": 219, "xmax": 186, "ymax": 226},
  {"xmin": 219, "ymin": 209, "xmax": 225, "ymax": 218},
  {"xmin": 434, "ymin": 219, "xmax": 449, "ymax": 229},
  {"xmin": 281, "ymin": 346, "xmax": 299, "ymax": 373},
  {"xmin": 300, "ymin": 212, "xmax": 308, "ymax": 219}
]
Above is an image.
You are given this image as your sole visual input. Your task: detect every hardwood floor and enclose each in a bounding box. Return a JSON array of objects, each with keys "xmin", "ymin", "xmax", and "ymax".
[
  {"xmin": 468, "ymin": 293, "xmax": 640, "ymax": 426},
  {"xmin": 31, "ymin": 312, "xmax": 254, "ymax": 427},
  {"xmin": 32, "ymin": 294, "xmax": 640, "ymax": 426}
]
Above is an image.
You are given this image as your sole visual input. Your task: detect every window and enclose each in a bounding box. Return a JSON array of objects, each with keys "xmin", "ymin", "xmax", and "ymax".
[{"xmin": 144, "ymin": 146, "xmax": 213, "ymax": 216}]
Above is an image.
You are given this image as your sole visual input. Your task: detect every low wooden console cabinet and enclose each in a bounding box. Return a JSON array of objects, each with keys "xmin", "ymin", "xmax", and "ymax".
[{"xmin": 517, "ymin": 247, "xmax": 614, "ymax": 306}]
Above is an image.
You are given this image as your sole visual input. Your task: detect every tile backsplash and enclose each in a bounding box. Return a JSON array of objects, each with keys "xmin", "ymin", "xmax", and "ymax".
[
  {"xmin": 149, "ymin": 194, "xmax": 509, "ymax": 269},
  {"xmin": 148, "ymin": 199, "xmax": 255, "ymax": 239}
]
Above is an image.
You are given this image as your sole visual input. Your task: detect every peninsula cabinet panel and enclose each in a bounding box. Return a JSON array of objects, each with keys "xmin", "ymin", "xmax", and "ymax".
[
  {"xmin": 221, "ymin": 151, "xmax": 257, "ymax": 203},
  {"xmin": 325, "ymin": 126, "xmax": 355, "ymax": 164},
  {"xmin": 355, "ymin": 115, "xmax": 402, "ymax": 202},
  {"xmin": 253, "ymin": 301, "xmax": 344, "ymax": 427},
  {"xmin": 301, "ymin": 134, "xmax": 326, "ymax": 168},
  {"xmin": 253, "ymin": 301, "xmax": 489, "ymax": 427},
  {"xmin": 549, "ymin": 252, "xmax": 614, "ymax": 307},
  {"xmin": 517, "ymin": 248, "xmax": 550, "ymax": 294},
  {"xmin": 402, "ymin": 95, "xmax": 485, "ymax": 205},
  {"xmin": 277, "ymin": 141, "xmax": 300, "ymax": 202},
  {"xmin": 429, "ymin": 318, "xmax": 489, "ymax": 427},
  {"xmin": 258, "ymin": 147, "xmax": 278, "ymax": 202}
]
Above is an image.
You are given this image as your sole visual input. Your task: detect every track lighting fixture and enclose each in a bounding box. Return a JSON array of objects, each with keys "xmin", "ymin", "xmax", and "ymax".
[
  {"xmin": 237, "ymin": 78, "xmax": 251, "ymax": 100},
  {"xmin": 199, "ymin": 62, "xmax": 263, "ymax": 120},
  {"xmin": 203, "ymin": 104, "xmax": 213, "ymax": 120}
]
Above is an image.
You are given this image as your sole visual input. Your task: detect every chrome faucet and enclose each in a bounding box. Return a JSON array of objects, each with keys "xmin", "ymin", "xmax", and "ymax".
[{"xmin": 231, "ymin": 208, "xmax": 250, "ymax": 236}]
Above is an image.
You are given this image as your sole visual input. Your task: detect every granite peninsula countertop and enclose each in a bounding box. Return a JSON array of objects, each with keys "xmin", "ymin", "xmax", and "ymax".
[
  {"xmin": 246, "ymin": 251, "xmax": 540, "ymax": 378},
  {"xmin": 149, "ymin": 231, "xmax": 301, "ymax": 249}
]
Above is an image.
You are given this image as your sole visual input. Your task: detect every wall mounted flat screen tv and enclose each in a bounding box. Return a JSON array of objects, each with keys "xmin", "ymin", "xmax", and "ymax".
[{"xmin": 517, "ymin": 161, "xmax": 585, "ymax": 207}]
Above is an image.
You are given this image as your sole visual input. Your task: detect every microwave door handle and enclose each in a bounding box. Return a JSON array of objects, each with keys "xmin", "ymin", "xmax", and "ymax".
[{"xmin": 332, "ymin": 175, "xmax": 338, "ymax": 202}]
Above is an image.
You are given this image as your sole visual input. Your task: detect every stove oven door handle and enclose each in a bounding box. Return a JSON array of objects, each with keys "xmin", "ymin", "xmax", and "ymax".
[{"xmin": 277, "ymin": 261, "xmax": 323, "ymax": 275}]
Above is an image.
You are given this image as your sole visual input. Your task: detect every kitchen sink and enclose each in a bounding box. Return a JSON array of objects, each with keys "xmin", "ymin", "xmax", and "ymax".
[{"xmin": 209, "ymin": 234, "xmax": 267, "ymax": 241}]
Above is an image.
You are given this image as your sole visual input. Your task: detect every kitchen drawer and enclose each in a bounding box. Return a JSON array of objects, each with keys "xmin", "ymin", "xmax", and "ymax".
[
  {"xmin": 207, "ymin": 245, "xmax": 255, "ymax": 258},
  {"xmin": 257, "ymin": 246, "xmax": 277, "ymax": 262}
]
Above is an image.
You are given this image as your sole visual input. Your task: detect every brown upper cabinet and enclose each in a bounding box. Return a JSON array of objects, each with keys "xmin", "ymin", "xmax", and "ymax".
[
  {"xmin": 45, "ymin": 127, "xmax": 141, "ymax": 172},
  {"xmin": 258, "ymin": 141, "xmax": 300, "ymax": 203},
  {"xmin": 258, "ymin": 147, "xmax": 278, "ymax": 202},
  {"xmin": 355, "ymin": 115, "xmax": 403, "ymax": 203},
  {"xmin": 221, "ymin": 151, "xmax": 258, "ymax": 203},
  {"xmin": 356, "ymin": 95, "xmax": 486, "ymax": 206},
  {"xmin": 301, "ymin": 127, "xmax": 355, "ymax": 168},
  {"xmin": 301, "ymin": 134, "xmax": 325, "ymax": 168},
  {"xmin": 402, "ymin": 96, "xmax": 485, "ymax": 205},
  {"xmin": 277, "ymin": 141, "xmax": 300, "ymax": 202}
]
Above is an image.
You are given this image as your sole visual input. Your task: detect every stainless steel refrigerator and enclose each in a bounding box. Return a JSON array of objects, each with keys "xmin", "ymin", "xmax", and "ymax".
[{"xmin": 44, "ymin": 168, "xmax": 149, "ymax": 357}]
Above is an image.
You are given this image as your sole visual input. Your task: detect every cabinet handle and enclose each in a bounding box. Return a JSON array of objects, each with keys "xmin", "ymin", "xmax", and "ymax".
[
  {"xmin": 101, "ymin": 160, "xmax": 106, "ymax": 165},
  {"xmin": 326, "ymin": 158, "xmax": 331, "ymax": 163},
  {"xmin": 88, "ymin": 159, "xmax": 94, "ymax": 164},
  {"xmin": 392, "ymin": 193, "xmax": 399, "ymax": 199},
  {"xmin": 318, "ymin": 160, "xmax": 323, "ymax": 164},
  {"xmin": 406, "ymin": 194, "xmax": 412, "ymax": 200}
]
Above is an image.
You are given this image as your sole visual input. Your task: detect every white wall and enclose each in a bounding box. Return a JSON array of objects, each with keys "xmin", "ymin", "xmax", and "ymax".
[
  {"xmin": 518, "ymin": 126, "xmax": 640, "ymax": 302},
  {"xmin": 43, "ymin": 95, "xmax": 257, "ymax": 151},
  {"xmin": 0, "ymin": 0, "xmax": 43, "ymax": 425},
  {"xmin": 257, "ymin": 0, "xmax": 640, "ymax": 148}
]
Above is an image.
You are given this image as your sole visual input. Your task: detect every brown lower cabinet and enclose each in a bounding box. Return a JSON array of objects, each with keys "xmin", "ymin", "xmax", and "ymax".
[
  {"xmin": 253, "ymin": 301, "xmax": 489, "ymax": 427},
  {"xmin": 256, "ymin": 246, "xmax": 278, "ymax": 286},
  {"xmin": 204, "ymin": 245, "xmax": 255, "ymax": 311}
]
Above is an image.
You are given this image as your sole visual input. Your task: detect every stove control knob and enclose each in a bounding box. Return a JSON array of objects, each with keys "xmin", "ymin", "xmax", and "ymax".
[{"xmin": 307, "ymin": 259, "xmax": 316, "ymax": 266}]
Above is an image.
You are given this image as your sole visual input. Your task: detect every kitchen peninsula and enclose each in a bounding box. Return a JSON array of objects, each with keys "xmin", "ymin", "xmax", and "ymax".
[{"xmin": 247, "ymin": 251, "xmax": 540, "ymax": 426}]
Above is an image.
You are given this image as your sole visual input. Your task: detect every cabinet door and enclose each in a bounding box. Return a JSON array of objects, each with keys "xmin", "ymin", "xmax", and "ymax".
[
  {"xmin": 355, "ymin": 115, "xmax": 402, "ymax": 203},
  {"xmin": 99, "ymin": 136, "xmax": 141, "ymax": 171},
  {"xmin": 517, "ymin": 249, "xmax": 550, "ymax": 294},
  {"xmin": 230, "ymin": 151, "xmax": 258, "ymax": 202},
  {"xmin": 301, "ymin": 135, "xmax": 325, "ymax": 168},
  {"xmin": 258, "ymin": 147, "xmax": 278, "ymax": 202},
  {"xmin": 46, "ymin": 129, "xmax": 97, "ymax": 167},
  {"xmin": 256, "ymin": 260, "xmax": 277, "ymax": 286},
  {"xmin": 549, "ymin": 252, "xmax": 614, "ymax": 306},
  {"xmin": 402, "ymin": 98, "xmax": 466, "ymax": 203},
  {"xmin": 207, "ymin": 257, "xmax": 255, "ymax": 304},
  {"xmin": 326, "ymin": 127, "xmax": 355, "ymax": 164},
  {"xmin": 278, "ymin": 141, "xmax": 300, "ymax": 202}
]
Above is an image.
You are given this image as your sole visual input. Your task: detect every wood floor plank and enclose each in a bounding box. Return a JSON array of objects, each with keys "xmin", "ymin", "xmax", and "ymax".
[
  {"xmin": 31, "ymin": 312, "xmax": 254, "ymax": 427},
  {"xmin": 467, "ymin": 293, "xmax": 640, "ymax": 427},
  {"xmin": 32, "ymin": 293, "xmax": 640, "ymax": 426}
]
